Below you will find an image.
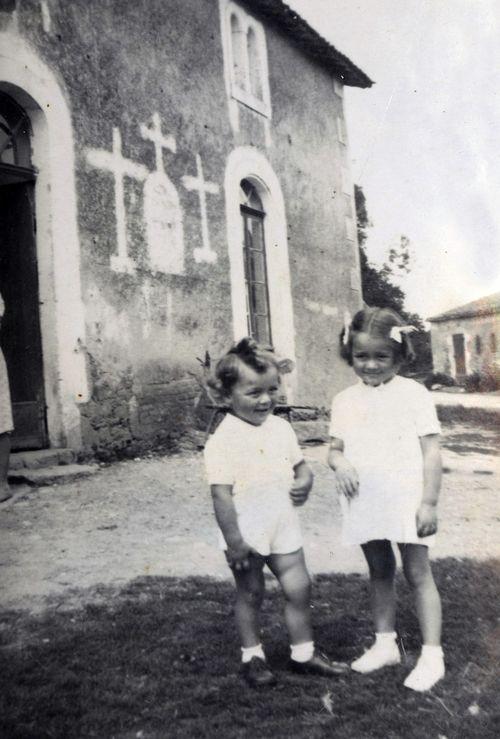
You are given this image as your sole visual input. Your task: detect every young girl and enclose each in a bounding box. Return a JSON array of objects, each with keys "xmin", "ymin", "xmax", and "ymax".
[
  {"xmin": 204, "ymin": 338, "xmax": 348, "ymax": 687},
  {"xmin": 328, "ymin": 307, "xmax": 444, "ymax": 692}
]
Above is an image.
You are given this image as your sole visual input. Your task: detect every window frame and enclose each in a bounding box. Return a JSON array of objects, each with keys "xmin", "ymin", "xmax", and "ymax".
[
  {"xmin": 240, "ymin": 186, "xmax": 273, "ymax": 345},
  {"xmin": 225, "ymin": 2, "xmax": 271, "ymax": 118},
  {"xmin": 0, "ymin": 92, "xmax": 36, "ymax": 185}
]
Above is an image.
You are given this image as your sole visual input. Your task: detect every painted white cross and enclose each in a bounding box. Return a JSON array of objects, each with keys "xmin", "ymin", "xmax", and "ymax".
[
  {"xmin": 86, "ymin": 127, "xmax": 148, "ymax": 273},
  {"xmin": 140, "ymin": 112, "xmax": 176, "ymax": 172},
  {"xmin": 182, "ymin": 154, "xmax": 219, "ymax": 264}
]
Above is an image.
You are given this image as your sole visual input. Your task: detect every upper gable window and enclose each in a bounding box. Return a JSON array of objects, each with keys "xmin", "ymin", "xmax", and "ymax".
[
  {"xmin": 225, "ymin": 2, "xmax": 271, "ymax": 118},
  {"xmin": 230, "ymin": 13, "xmax": 246, "ymax": 89}
]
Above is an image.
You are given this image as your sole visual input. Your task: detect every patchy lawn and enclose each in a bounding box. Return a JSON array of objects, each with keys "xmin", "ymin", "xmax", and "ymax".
[
  {"xmin": 440, "ymin": 420, "xmax": 500, "ymax": 457},
  {"xmin": 0, "ymin": 558, "xmax": 499, "ymax": 739}
]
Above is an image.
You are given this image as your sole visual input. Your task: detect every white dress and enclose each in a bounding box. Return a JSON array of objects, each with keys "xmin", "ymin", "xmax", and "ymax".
[
  {"xmin": 0, "ymin": 293, "xmax": 13, "ymax": 435},
  {"xmin": 204, "ymin": 413, "xmax": 304, "ymax": 555},
  {"xmin": 329, "ymin": 375, "xmax": 440, "ymax": 547}
]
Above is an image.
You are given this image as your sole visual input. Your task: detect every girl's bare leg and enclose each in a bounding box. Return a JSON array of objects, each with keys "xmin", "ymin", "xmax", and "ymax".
[
  {"xmin": 398, "ymin": 543, "xmax": 444, "ymax": 691},
  {"xmin": 362, "ymin": 540, "xmax": 397, "ymax": 633},
  {"xmin": 398, "ymin": 543, "xmax": 441, "ymax": 645},
  {"xmin": 351, "ymin": 540, "xmax": 400, "ymax": 673}
]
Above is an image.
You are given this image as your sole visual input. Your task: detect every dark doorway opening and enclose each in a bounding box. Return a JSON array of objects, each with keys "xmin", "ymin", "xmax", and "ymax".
[
  {"xmin": 0, "ymin": 91, "xmax": 47, "ymax": 450},
  {"xmin": 452, "ymin": 333, "xmax": 466, "ymax": 380}
]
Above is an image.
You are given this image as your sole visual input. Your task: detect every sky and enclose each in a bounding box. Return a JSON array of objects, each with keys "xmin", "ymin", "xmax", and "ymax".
[{"xmin": 288, "ymin": 0, "xmax": 500, "ymax": 318}]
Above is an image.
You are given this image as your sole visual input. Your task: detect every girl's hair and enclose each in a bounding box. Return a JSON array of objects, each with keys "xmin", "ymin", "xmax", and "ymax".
[
  {"xmin": 206, "ymin": 337, "xmax": 292, "ymax": 400},
  {"xmin": 340, "ymin": 306, "xmax": 416, "ymax": 366}
]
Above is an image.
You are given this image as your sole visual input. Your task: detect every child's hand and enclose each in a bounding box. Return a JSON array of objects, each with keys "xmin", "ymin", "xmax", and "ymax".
[
  {"xmin": 416, "ymin": 502, "xmax": 438, "ymax": 537},
  {"xmin": 289, "ymin": 478, "xmax": 310, "ymax": 507},
  {"xmin": 334, "ymin": 459, "xmax": 359, "ymax": 499},
  {"xmin": 226, "ymin": 540, "xmax": 259, "ymax": 571}
]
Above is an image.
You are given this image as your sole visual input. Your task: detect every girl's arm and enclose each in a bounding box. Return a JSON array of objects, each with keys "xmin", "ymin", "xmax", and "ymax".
[
  {"xmin": 417, "ymin": 434, "xmax": 442, "ymax": 537},
  {"xmin": 289, "ymin": 460, "xmax": 313, "ymax": 507},
  {"xmin": 328, "ymin": 438, "xmax": 359, "ymax": 498},
  {"xmin": 210, "ymin": 484, "xmax": 256, "ymax": 570}
]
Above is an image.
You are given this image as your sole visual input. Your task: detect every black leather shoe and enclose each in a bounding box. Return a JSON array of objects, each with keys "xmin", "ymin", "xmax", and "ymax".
[
  {"xmin": 242, "ymin": 657, "xmax": 277, "ymax": 688},
  {"xmin": 290, "ymin": 651, "xmax": 349, "ymax": 676}
]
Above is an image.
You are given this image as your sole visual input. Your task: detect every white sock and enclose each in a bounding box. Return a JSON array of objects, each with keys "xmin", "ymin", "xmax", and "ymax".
[
  {"xmin": 351, "ymin": 632, "xmax": 400, "ymax": 673},
  {"xmin": 404, "ymin": 644, "xmax": 445, "ymax": 692},
  {"xmin": 422, "ymin": 644, "xmax": 444, "ymax": 659},
  {"xmin": 290, "ymin": 641, "xmax": 315, "ymax": 663},
  {"xmin": 375, "ymin": 631, "xmax": 398, "ymax": 645},
  {"xmin": 241, "ymin": 644, "xmax": 266, "ymax": 663}
]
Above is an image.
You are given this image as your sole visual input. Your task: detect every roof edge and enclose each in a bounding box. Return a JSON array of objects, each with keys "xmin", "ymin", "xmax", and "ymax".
[
  {"xmin": 427, "ymin": 292, "xmax": 500, "ymax": 323},
  {"xmin": 428, "ymin": 307, "xmax": 500, "ymax": 323},
  {"xmin": 239, "ymin": 0, "xmax": 373, "ymax": 88}
]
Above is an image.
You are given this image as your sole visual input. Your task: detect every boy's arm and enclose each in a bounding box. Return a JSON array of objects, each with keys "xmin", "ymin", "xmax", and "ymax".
[
  {"xmin": 289, "ymin": 460, "xmax": 313, "ymax": 507},
  {"xmin": 417, "ymin": 434, "xmax": 442, "ymax": 536},
  {"xmin": 210, "ymin": 484, "xmax": 256, "ymax": 570},
  {"xmin": 328, "ymin": 438, "xmax": 359, "ymax": 498}
]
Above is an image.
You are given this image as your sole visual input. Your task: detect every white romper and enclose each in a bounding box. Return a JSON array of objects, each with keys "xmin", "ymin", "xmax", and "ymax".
[
  {"xmin": 329, "ymin": 375, "xmax": 440, "ymax": 547},
  {"xmin": 204, "ymin": 413, "xmax": 304, "ymax": 556}
]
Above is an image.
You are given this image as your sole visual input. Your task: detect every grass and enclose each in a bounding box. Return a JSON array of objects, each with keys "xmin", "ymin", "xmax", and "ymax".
[
  {"xmin": 0, "ymin": 559, "xmax": 499, "ymax": 739},
  {"xmin": 440, "ymin": 419, "xmax": 499, "ymax": 457},
  {"xmin": 437, "ymin": 405, "xmax": 500, "ymax": 429}
]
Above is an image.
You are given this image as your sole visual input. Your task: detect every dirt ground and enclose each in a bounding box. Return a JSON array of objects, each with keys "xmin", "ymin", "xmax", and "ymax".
[{"xmin": 0, "ymin": 421, "xmax": 498, "ymax": 612}]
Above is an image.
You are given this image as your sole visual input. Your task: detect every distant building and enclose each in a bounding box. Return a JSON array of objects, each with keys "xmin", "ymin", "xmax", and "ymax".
[
  {"xmin": 428, "ymin": 293, "xmax": 500, "ymax": 382},
  {"xmin": 0, "ymin": 0, "xmax": 371, "ymax": 455}
]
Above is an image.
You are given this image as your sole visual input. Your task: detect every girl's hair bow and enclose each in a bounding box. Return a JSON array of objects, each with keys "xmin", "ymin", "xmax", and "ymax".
[
  {"xmin": 342, "ymin": 310, "xmax": 352, "ymax": 345},
  {"xmin": 389, "ymin": 325, "xmax": 417, "ymax": 343}
]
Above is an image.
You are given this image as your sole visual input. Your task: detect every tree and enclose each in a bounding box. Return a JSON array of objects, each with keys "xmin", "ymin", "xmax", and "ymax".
[{"xmin": 354, "ymin": 184, "xmax": 432, "ymax": 372}]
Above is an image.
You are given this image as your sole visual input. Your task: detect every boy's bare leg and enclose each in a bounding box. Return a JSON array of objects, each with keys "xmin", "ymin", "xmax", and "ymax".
[
  {"xmin": 231, "ymin": 554, "xmax": 266, "ymax": 648},
  {"xmin": 267, "ymin": 549, "xmax": 312, "ymax": 645},
  {"xmin": 268, "ymin": 549, "xmax": 349, "ymax": 675}
]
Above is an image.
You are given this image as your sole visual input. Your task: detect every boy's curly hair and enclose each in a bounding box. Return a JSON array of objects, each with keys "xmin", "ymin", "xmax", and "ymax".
[
  {"xmin": 340, "ymin": 306, "xmax": 416, "ymax": 366},
  {"xmin": 206, "ymin": 337, "xmax": 293, "ymax": 401}
]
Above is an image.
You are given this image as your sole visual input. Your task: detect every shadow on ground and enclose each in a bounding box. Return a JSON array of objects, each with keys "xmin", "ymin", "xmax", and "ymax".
[
  {"xmin": 440, "ymin": 419, "xmax": 500, "ymax": 457},
  {"xmin": 0, "ymin": 558, "xmax": 499, "ymax": 739}
]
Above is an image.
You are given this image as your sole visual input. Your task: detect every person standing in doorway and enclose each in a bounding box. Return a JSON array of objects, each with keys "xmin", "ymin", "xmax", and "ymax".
[{"xmin": 0, "ymin": 292, "xmax": 14, "ymax": 502}]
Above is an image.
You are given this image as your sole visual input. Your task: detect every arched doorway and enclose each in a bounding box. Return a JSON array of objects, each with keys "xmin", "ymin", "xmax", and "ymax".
[
  {"xmin": 0, "ymin": 91, "xmax": 47, "ymax": 449},
  {"xmin": 1, "ymin": 32, "xmax": 89, "ymax": 450}
]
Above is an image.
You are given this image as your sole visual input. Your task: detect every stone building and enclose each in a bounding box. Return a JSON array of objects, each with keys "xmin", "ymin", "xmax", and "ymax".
[
  {"xmin": 0, "ymin": 0, "xmax": 371, "ymax": 456},
  {"xmin": 428, "ymin": 292, "xmax": 500, "ymax": 383}
]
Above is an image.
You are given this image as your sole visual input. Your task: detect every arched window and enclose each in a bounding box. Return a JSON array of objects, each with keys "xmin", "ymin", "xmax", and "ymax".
[
  {"xmin": 490, "ymin": 333, "xmax": 497, "ymax": 353},
  {"xmin": 475, "ymin": 335, "xmax": 482, "ymax": 354},
  {"xmin": 0, "ymin": 92, "xmax": 34, "ymax": 182},
  {"xmin": 230, "ymin": 13, "xmax": 246, "ymax": 91},
  {"xmin": 247, "ymin": 26, "xmax": 263, "ymax": 100},
  {"xmin": 240, "ymin": 179, "xmax": 272, "ymax": 345},
  {"xmin": 222, "ymin": 2, "xmax": 271, "ymax": 122}
]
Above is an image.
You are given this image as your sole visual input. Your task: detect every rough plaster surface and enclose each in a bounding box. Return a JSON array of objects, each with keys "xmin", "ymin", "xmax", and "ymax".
[{"xmin": 4, "ymin": 0, "xmax": 362, "ymax": 454}]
